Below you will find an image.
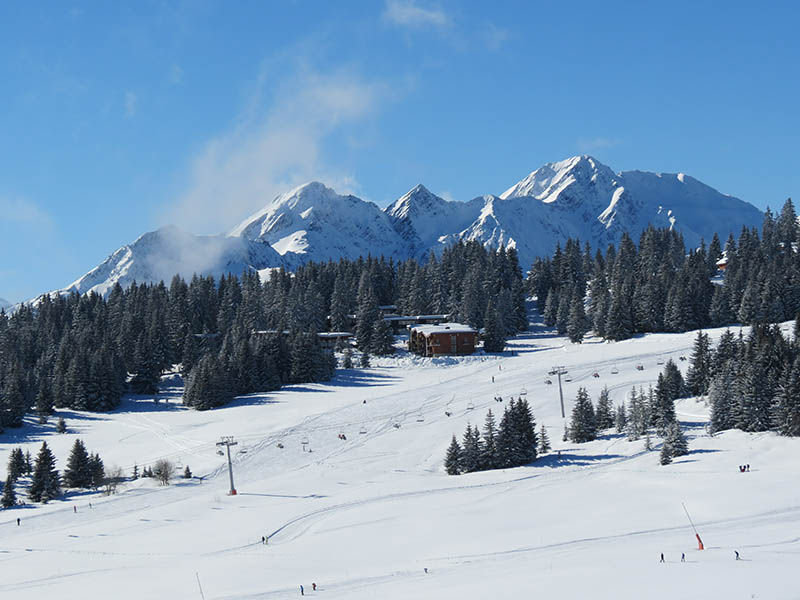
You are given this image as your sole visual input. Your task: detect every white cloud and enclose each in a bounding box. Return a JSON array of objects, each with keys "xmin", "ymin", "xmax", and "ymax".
[
  {"xmin": 577, "ymin": 137, "xmax": 621, "ymax": 152},
  {"xmin": 0, "ymin": 196, "xmax": 54, "ymax": 230},
  {"xmin": 484, "ymin": 24, "xmax": 510, "ymax": 50},
  {"xmin": 166, "ymin": 67, "xmax": 386, "ymax": 234},
  {"xmin": 124, "ymin": 91, "xmax": 138, "ymax": 118},
  {"xmin": 383, "ymin": 0, "xmax": 449, "ymax": 28}
]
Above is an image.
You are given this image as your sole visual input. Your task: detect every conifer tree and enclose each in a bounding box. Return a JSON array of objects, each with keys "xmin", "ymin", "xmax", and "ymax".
[
  {"xmin": 29, "ymin": 442, "xmax": 61, "ymax": 503},
  {"xmin": 444, "ymin": 435, "xmax": 462, "ymax": 475},
  {"xmin": 355, "ymin": 272, "xmax": 379, "ymax": 351},
  {"xmin": 708, "ymin": 362, "xmax": 736, "ymax": 434},
  {"xmin": 460, "ymin": 424, "xmax": 481, "ymax": 473},
  {"xmin": 659, "ymin": 442, "xmax": 673, "ymax": 465},
  {"xmin": 686, "ymin": 331, "xmax": 712, "ymax": 396},
  {"xmin": 370, "ymin": 318, "xmax": 395, "ymax": 356},
  {"xmin": 64, "ymin": 439, "xmax": 91, "ymax": 488},
  {"xmin": 6, "ymin": 448, "xmax": 26, "ymax": 481},
  {"xmin": 774, "ymin": 358, "xmax": 800, "ymax": 436},
  {"xmin": 1, "ymin": 475, "xmax": 16, "ymax": 508},
  {"xmin": 569, "ymin": 387, "xmax": 597, "ymax": 443},
  {"xmin": 360, "ymin": 351, "xmax": 371, "ymax": 368},
  {"xmin": 566, "ymin": 291, "xmax": 588, "ymax": 343},
  {"xmin": 538, "ymin": 424, "xmax": 551, "ymax": 454},
  {"xmin": 56, "ymin": 417, "xmax": 67, "ymax": 433},
  {"xmin": 480, "ymin": 409, "xmax": 499, "ymax": 470},
  {"xmin": 183, "ymin": 465, "xmax": 193, "ymax": 479},
  {"xmin": 595, "ymin": 386, "xmax": 614, "ymax": 430},
  {"xmin": 482, "ymin": 299, "xmax": 506, "ymax": 352},
  {"xmin": 665, "ymin": 422, "xmax": 689, "ymax": 457},
  {"xmin": 342, "ymin": 348, "xmax": 354, "ymax": 369},
  {"xmin": 615, "ymin": 403, "xmax": 628, "ymax": 433}
]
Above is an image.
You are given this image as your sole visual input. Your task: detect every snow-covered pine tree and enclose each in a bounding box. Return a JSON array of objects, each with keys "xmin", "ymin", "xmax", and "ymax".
[
  {"xmin": 88, "ymin": 452, "xmax": 105, "ymax": 489},
  {"xmin": 460, "ymin": 424, "xmax": 481, "ymax": 473},
  {"xmin": 595, "ymin": 386, "xmax": 614, "ymax": 430},
  {"xmin": 566, "ymin": 290, "xmax": 588, "ymax": 343},
  {"xmin": 708, "ymin": 361, "xmax": 737, "ymax": 434},
  {"xmin": 360, "ymin": 351, "xmax": 371, "ymax": 368},
  {"xmin": 444, "ymin": 435, "xmax": 462, "ymax": 475},
  {"xmin": 538, "ymin": 424, "xmax": 551, "ymax": 454},
  {"xmin": 28, "ymin": 442, "xmax": 61, "ymax": 503},
  {"xmin": 569, "ymin": 387, "xmax": 597, "ymax": 443},
  {"xmin": 665, "ymin": 422, "xmax": 689, "ymax": 457},
  {"xmin": 480, "ymin": 409, "xmax": 499, "ymax": 470},
  {"xmin": 615, "ymin": 403, "xmax": 628, "ymax": 433},
  {"xmin": 355, "ymin": 272, "xmax": 379, "ymax": 351},
  {"xmin": 513, "ymin": 399, "xmax": 538, "ymax": 464},
  {"xmin": 342, "ymin": 348, "xmax": 354, "ymax": 369},
  {"xmin": 659, "ymin": 442, "xmax": 673, "ymax": 465},
  {"xmin": 56, "ymin": 417, "xmax": 67, "ymax": 433},
  {"xmin": 370, "ymin": 318, "xmax": 395, "ymax": 356}
]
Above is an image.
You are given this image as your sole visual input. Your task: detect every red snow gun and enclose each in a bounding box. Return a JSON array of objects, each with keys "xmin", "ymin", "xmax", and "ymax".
[{"xmin": 696, "ymin": 534, "xmax": 704, "ymax": 550}]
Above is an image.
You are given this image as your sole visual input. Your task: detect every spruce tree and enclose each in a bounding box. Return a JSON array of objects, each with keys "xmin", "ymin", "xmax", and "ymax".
[
  {"xmin": 569, "ymin": 387, "xmax": 597, "ymax": 443},
  {"xmin": 370, "ymin": 318, "xmax": 395, "ymax": 356},
  {"xmin": 483, "ymin": 299, "xmax": 506, "ymax": 352},
  {"xmin": 615, "ymin": 403, "xmax": 628, "ymax": 433},
  {"xmin": 659, "ymin": 442, "xmax": 673, "ymax": 465},
  {"xmin": 444, "ymin": 435, "xmax": 462, "ymax": 475},
  {"xmin": 538, "ymin": 424, "xmax": 551, "ymax": 454},
  {"xmin": 1, "ymin": 475, "xmax": 16, "ymax": 508},
  {"xmin": 566, "ymin": 291, "xmax": 588, "ymax": 343},
  {"xmin": 183, "ymin": 465, "xmax": 193, "ymax": 479},
  {"xmin": 64, "ymin": 439, "xmax": 91, "ymax": 488},
  {"xmin": 665, "ymin": 422, "xmax": 689, "ymax": 457},
  {"xmin": 6, "ymin": 448, "xmax": 26, "ymax": 481},
  {"xmin": 595, "ymin": 386, "xmax": 614, "ymax": 430},
  {"xmin": 709, "ymin": 362, "xmax": 736, "ymax": 434},
  {"xmin": 29, "ymin": 442, "xmax": 61, "ymax": 503},
  {"xmin": 480, "ymin": 409, "xmax": 499, "ymax": 470},
  {"xmin": 686, "ymin": 331, "xmax": 712, "ymax": 396},
  {"xmin": 460, "ymin": 424, "xmax": 481, "ymax": 473},
  {"xmin": 774, "ymin": 358, "xmax": 800, "ymax": 436},
  {"xmin": 56, "ymin": 417, "xmax": 67, "ymax": 433}
]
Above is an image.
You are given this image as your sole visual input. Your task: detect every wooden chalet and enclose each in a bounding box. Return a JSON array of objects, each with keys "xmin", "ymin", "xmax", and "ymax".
[{"xmin": 408, "ymin": 322, "xmax": 478, "ymax": 357}]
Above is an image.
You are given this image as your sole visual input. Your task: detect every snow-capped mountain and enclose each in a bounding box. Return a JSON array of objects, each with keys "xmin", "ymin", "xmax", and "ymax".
[
  {"xmin": 62, "ymin": 225, "xmax": 283, "ymax": 297},
  {"xmin": 231, "ymin": 182, "xmax": 411, "ymax": 265},
  {"xmin": 51, "ymin": 155, "xmax": 764, "ymax": 300}
]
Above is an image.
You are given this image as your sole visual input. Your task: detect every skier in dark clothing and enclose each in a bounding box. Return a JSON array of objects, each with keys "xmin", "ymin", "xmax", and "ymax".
[
  {"xmin": 735, "ymin": 550, "xmax": 740, "ymax": 560},
  {"xmin": 681, "ymin": 553, "xmax": 685, "ymax": 562},
  {"xmin": 312, "ymin": 583, "xmax": 317, "ymax": 591},
  {"xmin": 16, "ymin": 518, "xmax": 20, "ymax": 526},
  {"xmin": 660, "ymin": 553, "xmax": 665, "ymax": 563},
  {"xmin": 300, "ymin": 584, "xmax": 304, "ymax": 595}
]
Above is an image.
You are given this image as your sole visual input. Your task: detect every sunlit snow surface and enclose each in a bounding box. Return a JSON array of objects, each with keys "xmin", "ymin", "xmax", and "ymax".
[{"xmin": 1, "ymin": 320, "xmax": 798, "ymax": 599}]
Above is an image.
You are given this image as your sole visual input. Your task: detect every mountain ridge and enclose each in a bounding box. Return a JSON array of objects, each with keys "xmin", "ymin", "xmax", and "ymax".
[{"xmin": 30, "ymin": 155, "xmax": 765, "ymax": 302}]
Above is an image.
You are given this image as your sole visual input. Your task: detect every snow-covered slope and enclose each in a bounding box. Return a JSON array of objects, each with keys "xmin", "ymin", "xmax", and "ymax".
[
  {"xmin": 63, "ymin": 225, "xmax": 283, "ymax": 297},
  {"xmin": 231, "ymin": 182, "xmax": 411, "ymax": 264},
  {"xmin": 1, "ymin": 322, "xmax": 798, "ymax": 599}
]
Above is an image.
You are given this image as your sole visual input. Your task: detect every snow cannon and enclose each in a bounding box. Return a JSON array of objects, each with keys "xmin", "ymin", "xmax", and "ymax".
[{"xmin": 696, "ymin": 534, "xmax": 704, "ymax": 550}]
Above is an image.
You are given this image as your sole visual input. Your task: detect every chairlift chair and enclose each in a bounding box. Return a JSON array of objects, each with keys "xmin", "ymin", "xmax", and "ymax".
[
  {"xmin": 592, "ymin": 372, "xmax": 600, "ymax": 378},
  {"xmin": 657, "ymin": 358, "xmax": 665, "ymax": 365},
  {"xmin": 611, "ymin": 365, "xmax": 619, "ymax": 374},
  {"xmin": 466, "ymin": 402, "xmax": 475, "ymax": 411},
  {"xmin": 520, "ymin": 387, "xmax": 528, "ymax": 396},
  {"xmin": 564, "ymin": 375, "xmax": 572, "ymax": 382},
  {"xmin": 545, "ymin": 378, "xmax": 552, "ymax": 385},
  {"xmin": 301, "ymin": 436, "xmax": 309, "ymax": 445},
  {"xmin": 216, "ymin": 449, "xmax": 224, "ymax": 456},
  {"xmin": 636, "ymin": 364, "xmax": 644, "ymax": 371},
  {"xmin": 416, "ymin": 411, "xmax": 425, "ymax": 423},
  {"xmin": 359, "ymin": 425, "xmax": 367, "ymax": 434},
  {"xmin": 276, "ymin": 441, "xmax": 284, "ymax": 449}
]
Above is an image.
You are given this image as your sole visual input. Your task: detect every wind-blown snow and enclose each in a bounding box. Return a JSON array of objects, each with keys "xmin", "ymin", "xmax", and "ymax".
[
  {"xmin": 0, "ymin": 321, "xmax": 797, "ymax": 599},
  {"xmin": 63, "ymin": 225, "xmax": 283, "ymax": 297}
]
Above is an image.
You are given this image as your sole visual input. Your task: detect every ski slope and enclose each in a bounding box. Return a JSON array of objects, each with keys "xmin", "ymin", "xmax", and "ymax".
[{"xmin": 1, "ymin": 321, "xmax": 798, "ymax": 599}]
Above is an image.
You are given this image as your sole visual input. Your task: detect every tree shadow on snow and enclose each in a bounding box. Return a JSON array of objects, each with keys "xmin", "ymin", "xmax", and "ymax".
[{"xmin": 529, "ymin": 451, "xmax": 625, "ymax": 468}]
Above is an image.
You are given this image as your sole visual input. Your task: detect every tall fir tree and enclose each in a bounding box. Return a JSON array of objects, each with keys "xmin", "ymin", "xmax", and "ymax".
[
  {"xmin": 28, "ymin": 442, "xmax": 61, "ymax": 503},
  {"xmin": 444, "ymin": 435, "xmax": 462, "ymax": 475}
]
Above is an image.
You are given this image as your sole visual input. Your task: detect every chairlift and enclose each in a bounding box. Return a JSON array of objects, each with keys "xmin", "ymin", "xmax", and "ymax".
[
  {"xmin": 564, "ymin": 375, "xmax": 572, "ymax": 382},
  {"xmin": 216, "ymin": 450, "xmax": 224, "ymax": 456},
  {"xmin": 636, "ymin": 363, "xmax": 644, "ymax": 371},
  {"xmin": 359, "ymin": 425, "xmax": 367, "ymax": 435},
  {"xmin": 445, "ymin": 410, "xmax": 452, "ymax": 417},
  {"xmin": 276, "ymin": 441, "xmax": 284, "ymax": 449},
  {"xmin": 466, "ymin": 402, "xmax": 475, "ymax": 411},
  {"xmin": 545, "ymin": 378, "xmax": 552, "ymax": 385},
  {"xmin": 611, "ymin": 365, "xmax": 619, "ymax": 374},
  {"xmin": 520, "ymin": 387, "xmax": 528, "ymax": 396},
  {"xmin": 657, "ymin": 358, "xmax": 665, "ymax": 365},
  {"xmin": 393, "ymin": 422, "xmax": 401, "ymax": 429},
  {"xmin": 416, "ymin": 411, "xmax": 425, "ymax": 423},
  {"xmin": 592, "ymin": 372, "xmax": 600, "ymax": 378}
]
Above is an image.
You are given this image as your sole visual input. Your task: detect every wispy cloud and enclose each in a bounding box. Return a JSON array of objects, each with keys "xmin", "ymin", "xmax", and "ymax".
[
  {"xmin": 169, "ymin": 64, "xmax": 184, "ymax": 85},
  {"xmin": 383, "ymin": 0, "xmax": 449, "ymax": 28},
  {"xmin": 124, "ymin": 91, "xmax": 138, "ymax": 118},
  {"xmin": 166, "ymin": 66, "xmax": 388, "ymax": 233},
  {"xmin": 484, "ymin": 24, "xmax": 511, "ymax": 50},
  {"xmin": 577, "ymin": 137, "xmax": 621, "ymax": 152},
  {"xmin": 0, "ymin": 196, "xmax": 54, "ymax": 230}
]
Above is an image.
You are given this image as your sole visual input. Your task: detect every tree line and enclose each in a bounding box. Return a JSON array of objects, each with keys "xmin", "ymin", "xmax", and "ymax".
[
  {"xmin": 528, "ymin": 198, "xmax": 800, "ymax": 342},
  {"xmin": 0, "ymin": 240, "xmax": 526, "ymax": 422}
]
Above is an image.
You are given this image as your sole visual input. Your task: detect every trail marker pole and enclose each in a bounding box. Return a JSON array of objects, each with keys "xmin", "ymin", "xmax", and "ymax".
[{"xmin": 216, "ymin": 436, "xmax": 238, "ymax": 495}]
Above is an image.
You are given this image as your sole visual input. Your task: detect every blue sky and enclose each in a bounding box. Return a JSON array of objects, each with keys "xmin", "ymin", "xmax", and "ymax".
[{"xmin": 1, "ymin": 0, "xmax": 798, "ymax": 303}]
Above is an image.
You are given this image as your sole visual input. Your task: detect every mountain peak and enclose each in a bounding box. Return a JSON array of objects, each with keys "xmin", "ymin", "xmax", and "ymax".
[{"xmin": 500, "ymin": 154, "xmax": 617, "ymax": 203}]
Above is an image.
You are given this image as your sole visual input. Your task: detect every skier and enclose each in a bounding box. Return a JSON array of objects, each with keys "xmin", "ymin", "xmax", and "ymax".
[
  {"xmin": 492, "ymin": 376, "xmax": 494, "ymax": 383},
  {"xmin": 16, "ymin": 518, "xmax": 20, "ymax": 526},
  {"xmin": 660, "ymin": 553, "xmax": 665, "ymax": 563},
  {"xmin": 681, "ymin": 553, "xmax": 685, "ymax": 562},
  {"xmin": 262, "ymin": 536, "xmax": 265, "ymax": 545},
  {"xmin": 735, "ymin": 550, "xmax": 740, "ymax": 560},
  {"xmin": 424, "ymin": 567, "xmax": 428, "ymax": 574},
  {"xmin": 300, "ymin": 584, "xmax": 304, "ymax": 595},
  {"xmin": 74, "ymin": 505, "xmax": 77, "ymax": 513},
  {"xmin": 312, "ymin": 583, "xmax": 317, "ymax": 591},
  {"xmin": 746, "ymin": 464, "xmax": 750, "ymax": 472}
]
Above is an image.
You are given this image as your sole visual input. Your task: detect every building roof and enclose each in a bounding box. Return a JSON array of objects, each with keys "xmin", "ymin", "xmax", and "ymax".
[{"xmin": 411, "ymin": 322, "xmax": 477, "ymax": 336}]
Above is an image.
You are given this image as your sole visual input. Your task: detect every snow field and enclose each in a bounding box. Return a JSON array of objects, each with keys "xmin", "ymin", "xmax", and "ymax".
[{"xmin": 0, "ymin": 322, "xmax": 799, "ymax": 599}]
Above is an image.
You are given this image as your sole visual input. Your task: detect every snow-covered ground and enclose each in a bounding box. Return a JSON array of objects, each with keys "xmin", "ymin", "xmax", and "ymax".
[{"xmin": 1, "ymin": 321, "xmax": 798, "ymax": 599}]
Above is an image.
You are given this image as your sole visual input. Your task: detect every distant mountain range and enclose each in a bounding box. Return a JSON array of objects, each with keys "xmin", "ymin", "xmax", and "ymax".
[{"xmin": 46, "ymin": 155, "xmax": 764, "ymax": 300}]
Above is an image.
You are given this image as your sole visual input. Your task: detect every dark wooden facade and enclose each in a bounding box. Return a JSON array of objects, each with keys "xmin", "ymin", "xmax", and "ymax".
[{"xmin": 409, "ymin": 323, "xmax": 478, "ymax": 357}]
